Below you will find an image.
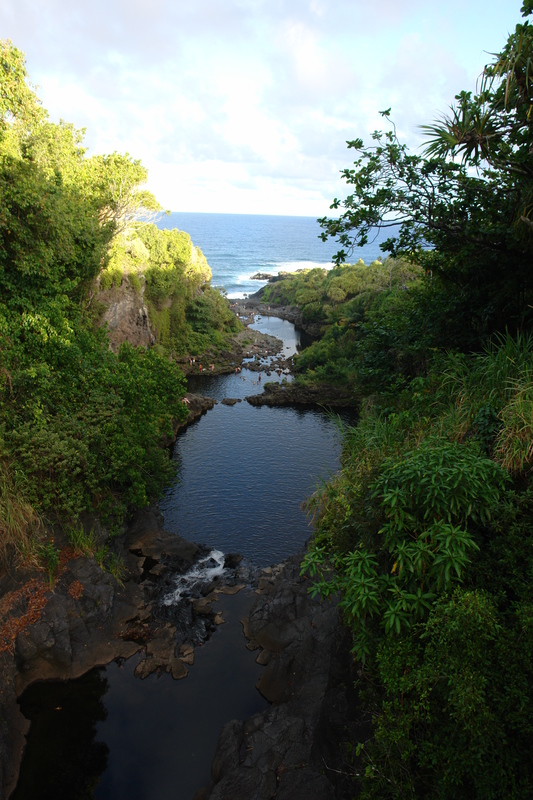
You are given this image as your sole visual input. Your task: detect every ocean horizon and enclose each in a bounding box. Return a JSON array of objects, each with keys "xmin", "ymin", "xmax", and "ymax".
[{"xmin": 157, "ymin": 211, "xmax": 395, "ymax": 298}]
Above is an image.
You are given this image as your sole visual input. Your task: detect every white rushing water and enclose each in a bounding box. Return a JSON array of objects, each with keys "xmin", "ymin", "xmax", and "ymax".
[{"xmin": 161, "ymin": 550, "xmax": 227, "ymax": 605}]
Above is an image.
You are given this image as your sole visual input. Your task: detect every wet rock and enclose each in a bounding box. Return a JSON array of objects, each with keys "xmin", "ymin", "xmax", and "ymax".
[
  {"xmin": 179, "ymin": 644, "xmax": 195, "ymax": 665},
  {"xmin": 224, "ymin": 554, "xmax": 243, "ymax": 570},
  {"xmin": 170, "ymin": 658, "xmax": 189, "ymax": 680},
  {"xmin": 126, "ymin": 528, "xmax": 201, "ymax": 570},
  {"xmin": 2, "ymin": 502, "xmax": 257, "ymax": 798},
  {"xmin": 167, "ymin": 394, "xmax": 216, "ymax": 442},
  {"xmin": 246, "ymin": 381, "xmax": 355, "ymax": 409},
  {"xmin": 221, "ymin": 398, "xmax": 242, "ymax": 406}
]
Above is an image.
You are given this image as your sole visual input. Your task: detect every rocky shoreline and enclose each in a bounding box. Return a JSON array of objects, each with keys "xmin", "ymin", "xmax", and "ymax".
[
  {"xmin": 245, "ymin": 381, "xmax": 355, "ymax": 409},
  {"xmin": 0, "ymin": 500, "xmax": 359, "ymax": 800},
  {"xmin": 233, "ymin": 297, "xmax": 324, "ymax": 339}
]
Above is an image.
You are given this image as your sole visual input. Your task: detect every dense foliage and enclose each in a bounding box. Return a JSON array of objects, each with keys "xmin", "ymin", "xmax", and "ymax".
[
  {"xmin": 297, "ymin": 6, "xmax": 533, "ymax": 797},
  {"xmin": 100, "ymin": 222, "xmax": 242, "ymax": 357},
  {"xmin": 0, "ymin": 40, "xmax": 239, "ymax": 559}
]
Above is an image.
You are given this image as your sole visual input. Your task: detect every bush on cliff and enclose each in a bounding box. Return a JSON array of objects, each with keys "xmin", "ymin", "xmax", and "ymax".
[
  {"xmin": 99, "ymin": 223, "xmax": 243, "ymax": 357},
  {"xmin": 0, "ymin": 40, "xmax": 189, "ymax": 554}
]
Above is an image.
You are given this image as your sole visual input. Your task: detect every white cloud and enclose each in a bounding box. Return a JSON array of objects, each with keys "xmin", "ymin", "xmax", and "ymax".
[{"xmin": 0, "ymin": 0, "xmax": 525, "ymax": 214}]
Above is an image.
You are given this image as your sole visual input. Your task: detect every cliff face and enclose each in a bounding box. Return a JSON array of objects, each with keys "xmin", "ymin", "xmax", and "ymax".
[{"xmin": 96, "ymin": 275, "xmax": 156, "ymax": 352}]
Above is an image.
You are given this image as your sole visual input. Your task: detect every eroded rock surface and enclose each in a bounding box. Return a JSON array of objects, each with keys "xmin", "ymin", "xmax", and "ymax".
[
  {"xmin": 195, "ymin": 555, "xmax": 361, "ymax": 800},
  {"xmin": 245, "ymin": 381, "xmax": 355, "ymax": 408},
  {"xmin": 0, "ymin": 505, "xmax": 249, "ymax": 799},
  {"xmin": 97, "ymin": 276, "xmax": 156, "ymax": 352}
]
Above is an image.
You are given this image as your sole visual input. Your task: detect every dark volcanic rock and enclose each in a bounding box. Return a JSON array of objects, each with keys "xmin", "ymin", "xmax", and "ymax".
[
  {"xmin": 1, "ymin": 507, "xmax": 249, "ymax": 799},
  {"xmin": 245, "ymin": 381, "xmax": 355, "ymax": 409},
  {"xmin": 195, "ymin": 555, "xmax": 350, "ymax": 800},
  {"xmin": 171, "ymin": 393, "xmax": 216, "ymax": 437}
]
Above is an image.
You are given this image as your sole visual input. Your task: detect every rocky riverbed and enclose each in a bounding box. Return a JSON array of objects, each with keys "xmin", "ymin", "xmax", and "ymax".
[{"xmin": 1, "ymin": 501, "xmax": 361, "ymax": 800}]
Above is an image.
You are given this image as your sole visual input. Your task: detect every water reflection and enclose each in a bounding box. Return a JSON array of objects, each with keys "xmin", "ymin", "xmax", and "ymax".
[
  {"xmin": 13, "ymin": 670, "xmax": 109, "ymax": 800},
  {"xmin": 160, "ymin": 403, "xmax": 342, "ymax": 566}
]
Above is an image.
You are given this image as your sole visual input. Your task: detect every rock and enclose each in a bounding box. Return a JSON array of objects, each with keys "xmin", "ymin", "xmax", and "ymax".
[
  {"xmin": 216, "ymin": 584, "xmax": 245, "ymax": 596},
  {"xmin": 170, "ymin": 658, "xmax": 189, "ymax": 680},
  {"xmin": 97, "ymin": 276, "xmax": 156, "ymax": 352},
  {"xmin": 255, "ymin": 649, "xmax": 272, "ymax": 666},
  {"xmin": 193, "ymin": 597, "xmax": 213, "ymax": 616},
  {"xmin": 223, "ymin": 554, "xmax": 243, "ymax": 570},
  {"xmin": 146, "ymin": 626, "xmax": 176, "ymax": 661},
  {"xmin": 126, "ymin": 528, "xmax": 201, "ymax": 568},
  {"xmin": 134, "ymin": 657, "xmax": 158, "ymax": 679},
  {"xmin": 167, "ymin": 394, "xmax": 216, "ymax": 442},
  {"xmin": 246, "ymin": 381, "xmax": 355, "ymax": 409},
  {"xmin": 3, "ymin": 505, "xmax": 260, "ymax": 799},
  {"xmin": 221, "ymin": 398, "xmax": 242, "ymax": 406},
  {"xmin": 197, "ymin": 553, "xmax": 346, "ymax": 800},
  {"xmin": 179, "ymin": 644, "xmax": 195, "ymax": 665}
]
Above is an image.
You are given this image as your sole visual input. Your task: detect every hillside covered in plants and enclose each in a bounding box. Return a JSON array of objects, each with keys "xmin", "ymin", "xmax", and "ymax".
[
  {"xmin": 293, "ymin": 4, "xmax": 533, "ymax": 798},
  {"xmin": 99, "ymin": 222, "xmax": 242, "ymax": 359},
  {"xmin": 0, "ymin": 39, "xmax": 239, "ymax": 570}
]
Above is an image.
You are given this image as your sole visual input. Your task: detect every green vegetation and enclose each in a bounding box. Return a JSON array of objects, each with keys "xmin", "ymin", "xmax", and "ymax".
[
  {"xmin": 298, "ymin": 6, "xmax": 533, "ymax": 797},
  {"xmin": 100, "ymin": 219, "xmax": 243, "ymax": 357},
  {"xmin": 0, "ymin": 39, "xmax": 237, "ymax": 566},
  {"xmin": 262, "ymin": 258, "xmax": 423, "ymax": 390}
]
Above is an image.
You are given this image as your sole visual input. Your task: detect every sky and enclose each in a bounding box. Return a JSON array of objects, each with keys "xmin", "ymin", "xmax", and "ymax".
[{"xmin": 0, "ymin": 0, "xmax": 525, "ymax": 216}]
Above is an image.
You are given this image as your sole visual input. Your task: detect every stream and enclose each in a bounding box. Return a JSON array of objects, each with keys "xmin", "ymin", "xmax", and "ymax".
[{"xmin": 13, "ymin": 317, "xmax": 347, "ymax": 800}]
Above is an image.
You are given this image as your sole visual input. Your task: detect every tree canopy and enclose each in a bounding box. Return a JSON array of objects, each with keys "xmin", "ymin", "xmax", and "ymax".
[
  {"xmin": 319, "ymin": 6, "xmax": 533, "ymax": 341},
  {"xmin": 0, "ymin": 40, "xmax": 189, "ymax": 546}
]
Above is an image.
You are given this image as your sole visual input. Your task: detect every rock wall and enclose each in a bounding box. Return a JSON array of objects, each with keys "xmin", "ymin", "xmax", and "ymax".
[
  {"xmin": 195, "ymin": 555, "xmax": 364, "ymax": 800},
  {"xmin": 96, "ymin": 276, "xmax": 156, "ymax": 352}
]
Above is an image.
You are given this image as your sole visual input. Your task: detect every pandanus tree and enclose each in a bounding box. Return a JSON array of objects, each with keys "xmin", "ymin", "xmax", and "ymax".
[{"xmin": 319, "ymin": 2, "xmax": 533, "ymax": 341}]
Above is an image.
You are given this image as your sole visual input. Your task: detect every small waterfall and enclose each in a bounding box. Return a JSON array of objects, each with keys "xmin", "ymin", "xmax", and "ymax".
[{"xmin": 161, "ymin": 550, "xmax": 226, "ymax": 605}]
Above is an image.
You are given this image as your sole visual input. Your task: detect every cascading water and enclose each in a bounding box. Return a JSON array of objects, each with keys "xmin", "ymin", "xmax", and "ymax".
[{"xmin": 161, "ymin": 550, "xmax": 226, "ymax": 605}]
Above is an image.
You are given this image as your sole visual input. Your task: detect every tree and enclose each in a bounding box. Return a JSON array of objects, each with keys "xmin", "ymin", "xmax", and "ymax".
[
  {"xmin": 319, "ymin": 5, "xmax": 533, "ymax": 340},
  {"xmin": 0, "ymin": 39, "xmax": 42, "ymax": 131},
  {"xmin": 81, "ymin": 152, "xmax": 162, "ymax": 233}
]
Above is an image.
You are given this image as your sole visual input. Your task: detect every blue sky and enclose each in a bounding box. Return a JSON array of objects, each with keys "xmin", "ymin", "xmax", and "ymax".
[{"xmin": 1, "ymin": 0, "xmax": 525, "ymax": 215}]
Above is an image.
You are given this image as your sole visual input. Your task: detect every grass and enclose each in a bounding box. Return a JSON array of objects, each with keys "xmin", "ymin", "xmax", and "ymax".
[
  {"xmin": 66, "ymin": 522, "xmax": 125, "ymax": 584},
  {"xmin": 0, "ymin": 458, "xmax": 41, "ymax": 564}
]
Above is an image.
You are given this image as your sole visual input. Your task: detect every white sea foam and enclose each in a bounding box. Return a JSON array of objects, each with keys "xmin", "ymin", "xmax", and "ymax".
[
  {"xmin": 162, "ymin": 549, "xmax": 226, "ymax": 605},
  {"xmin": 226, "ymin": 261, "xmax": 333, "ymax": 297},
  {"xmin": 270, "ymin": 260, "xmax": 332, "ymax": 273}
]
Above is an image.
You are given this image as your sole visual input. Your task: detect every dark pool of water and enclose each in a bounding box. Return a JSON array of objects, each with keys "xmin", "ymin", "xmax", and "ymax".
[
  {"xmin": 162, "ymin": 377, "xmax": 343, "ymax": 566},
  {"xmin": 14, "ymin": 592, "xmax": 267, "ymax": 800}
]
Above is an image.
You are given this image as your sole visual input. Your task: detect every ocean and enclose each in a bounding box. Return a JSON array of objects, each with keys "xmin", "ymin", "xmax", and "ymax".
[{"xmin": 157, "ymin": 212, "xmax": 395, "ymax": 298}]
